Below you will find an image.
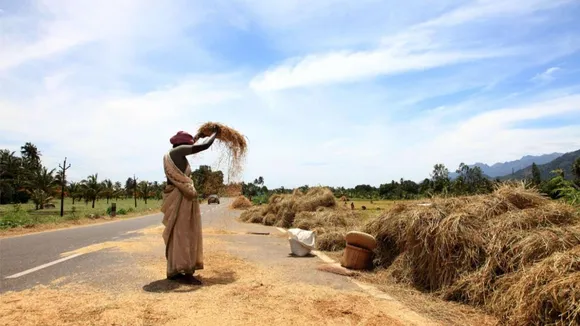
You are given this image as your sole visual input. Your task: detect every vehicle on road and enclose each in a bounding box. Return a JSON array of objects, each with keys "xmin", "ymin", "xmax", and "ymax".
[{"xmin": 208, "ymin": 194, "xmax": 220, "ymax": 205}]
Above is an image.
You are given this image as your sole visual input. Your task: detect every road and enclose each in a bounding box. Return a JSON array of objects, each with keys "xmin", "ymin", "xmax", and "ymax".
[
  {"xmin": 0, "ymin": 202, "xmax": 227, "ymax": 292},
  {"xmin": 0, "ymin": 198, "xmax": 437, "ymax": 326}
]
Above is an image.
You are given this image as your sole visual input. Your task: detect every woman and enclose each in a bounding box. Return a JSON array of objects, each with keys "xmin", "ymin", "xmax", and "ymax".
[{"xmin": 161, "ymin": 127, "xmax": 218, "ymax": 283}]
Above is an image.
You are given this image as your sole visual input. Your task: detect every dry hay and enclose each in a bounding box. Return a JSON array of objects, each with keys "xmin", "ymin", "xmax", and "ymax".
[
  {"xmin": 195, "ymin": 122, "xmax": 248, "ymax": 180},
  {"xmin": 361, "ymin": 183, "xmax": 580, "ymax": 324},
  {"xmin": 363, "ymin": 203, "xmax": 413, "ymax": 267},
  {"xmin": 489, "ymin": 246, "xmax": 580, "ymax": 326},
  {"xmin": 316, "ymin": 231, "xmax": 346, "ymax": 251},
  {"xmin": 239, "ymin": 206, "xmax": 263, "ymax": 222},
  {"xmin": 239, "ymin": 187, "xmax": 341, "ymax": 229},
  {"xmin": 406, "ymin": 209, "xmax": 487, "ymax": 291},
  {"xmin": 294, "ymin": 209, "xmax": 357, "ymax": 231},
  {"xmin": 230, "ymin": 195, "xmax": 252, "ymax": 210},
  {"xmin": 0, "ymin": 253, "xmax": 409, "ymax": 326}
]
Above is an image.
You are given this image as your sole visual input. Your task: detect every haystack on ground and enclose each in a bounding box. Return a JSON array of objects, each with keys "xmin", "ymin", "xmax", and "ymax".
[
  {"xmin": 239, "ymin": 187, "xmax": 362, "ymax": 250},
  {"xmin": 230, "ymin": 196, "xmax": 252, "ymax": 209},
  {"xmin": 362, "ymin": 183, "xmax": 580, "ymax": 325},
  {"xmin": 195, "ymin": 122, "xmax": 247, "ymax": 180}
]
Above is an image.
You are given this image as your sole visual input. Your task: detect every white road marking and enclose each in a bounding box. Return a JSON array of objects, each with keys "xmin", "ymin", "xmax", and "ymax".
[
  {"xmin": 5, "ymin": 253, "xmax": 84, "ymax": 279},
  {"xmin": 275, "ymin": 227, "xmax": 287, "ymax": 234}
]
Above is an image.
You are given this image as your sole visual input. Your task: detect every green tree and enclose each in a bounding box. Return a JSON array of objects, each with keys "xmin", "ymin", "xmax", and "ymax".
[
  {"xmin": 573, "ymin": 158, "xmax": 580, "ymax": 186},
  {"xmin": 138, "ymin": 181, "xmax": 152, "ymax": 204},
  {"xmin": 101, "ymin": 179, "xmax": 114, "ymax": 204},
  {"xmin": 82, "ymin": 174, "xmax": 102, "ymax": 208},
  {"xmin": 0, "ymin": 150, "xmax": 20, "ymax": 204},
  {"xmin": 31, "ymin": 167, "xmax": 57, "ymax": 209},
  {"xmin": 113, "ymin": 182, "xmax": 123, "ymax": 200},
  {"xmin": 431, "ymin": 164, "xmax": 450, "ymax": 194},
  {"xmin": 531, "ymin": 163, "xmax": 542, "ymax": 186},
  {"xmin": 68, "ymin": 182, "xmax": 80, "ymax": 205}
]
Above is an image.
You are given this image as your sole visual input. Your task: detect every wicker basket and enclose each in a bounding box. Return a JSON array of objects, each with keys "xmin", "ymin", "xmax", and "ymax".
[{"xmin": 341, "ymin": 243, "xmax": 373, "ymax": 270}]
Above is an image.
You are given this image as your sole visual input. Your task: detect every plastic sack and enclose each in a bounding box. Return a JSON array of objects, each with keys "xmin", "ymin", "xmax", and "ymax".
[{"xmin": 287, "ymin": 228, "xmax": 316, "ymax": 257}]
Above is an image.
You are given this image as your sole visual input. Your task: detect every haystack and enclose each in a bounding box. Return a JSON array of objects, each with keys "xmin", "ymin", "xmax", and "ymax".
[
  {"xmin": 490, "ymin": 246, "xmax": 580, "ymax": 325},
  {"xmin": 230, "ymin": 196, "xmax": 252, "ymax": 209},
  {"xmin": 238, "ymin": 187, "xmax": 362, "ymax": 251},
  {"xmin": 195, "ymin": 122, "xmax": 248, "ymax": 180},
  {"xmin": 362, "ymin": 183, "xmax": 580, "ymax": 324},
  {"xmin": 316, "ymin": 231, "xmax": 346, "ymax": 251}
]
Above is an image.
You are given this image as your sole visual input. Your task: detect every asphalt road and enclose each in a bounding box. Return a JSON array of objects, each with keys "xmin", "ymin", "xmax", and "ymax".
[{"xmin": 0, "ymin": 201, "xmax": 225, "ymax": 292}]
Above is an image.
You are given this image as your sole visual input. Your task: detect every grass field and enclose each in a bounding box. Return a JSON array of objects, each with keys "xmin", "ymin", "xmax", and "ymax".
[
  {"xmin": 0, "ymin": 198, "xmax": 162, "ymax": 231},
  {"xmin": 341, "ymin": 199, "xmax": 424, "ymax": 219}
]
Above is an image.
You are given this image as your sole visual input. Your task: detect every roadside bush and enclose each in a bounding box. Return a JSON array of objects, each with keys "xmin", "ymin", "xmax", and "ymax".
[
  {"xmin": 118, "ymin": 208, "xmax": 128, "ymax": 215},
  {"xmin": 0, "ymin": 204, "xmax": 33, "ymax": 229}
]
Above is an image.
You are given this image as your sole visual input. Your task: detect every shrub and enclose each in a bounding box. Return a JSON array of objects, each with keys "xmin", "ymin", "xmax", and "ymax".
[{"xmin": 0, "ymin": 205, "xmax": 33, "ymax": 229}]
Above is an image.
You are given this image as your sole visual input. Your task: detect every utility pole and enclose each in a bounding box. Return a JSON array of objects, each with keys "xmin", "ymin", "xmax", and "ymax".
[
  {"xmin": 133, "ymin": 174, "xmax": 138, "ymax": 208},
  {"xmin": 59, "ymin": 157, "xmax": 71, "ymax": 217}
]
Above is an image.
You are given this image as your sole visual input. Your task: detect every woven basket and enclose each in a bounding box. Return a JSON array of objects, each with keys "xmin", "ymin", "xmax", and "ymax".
[{"xmin": 341, "ymin": 244, "xmax": 373, "ymax": 270}]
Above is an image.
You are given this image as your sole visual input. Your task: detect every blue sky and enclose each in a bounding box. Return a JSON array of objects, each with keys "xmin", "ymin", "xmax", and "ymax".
[{"xmin": 1, "ymin": 0, "xmax": 579, "ymax": 188}]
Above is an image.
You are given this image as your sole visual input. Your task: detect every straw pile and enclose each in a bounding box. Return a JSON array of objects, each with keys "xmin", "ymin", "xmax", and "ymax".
[
  {"xmin": 194, "ymin": 122, "xmax": 248, "ymax": 180},
  {"xmin": 362, "ymin": 183, "xmax": 580, "ymax": 325},
  {"xmin": 239, "ymin": 187, "xmax": 360, "ymax": 250},
  {"xmin": 230, "ymin": 196, "xmax": 252, "ymax": 209}
]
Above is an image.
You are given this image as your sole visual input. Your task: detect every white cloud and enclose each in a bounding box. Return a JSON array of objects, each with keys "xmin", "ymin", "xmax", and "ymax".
[
  {"xmin": 532, "ymin": 67, "xmax": 562, "ymax": 83},
  {"xmin": 250, "ymin": 48, "xmax": 509, "ymax": 91},
  {"xmin": 249, "ymin": 0, "xmax": 574, "ymax": 91},
  {"xmin": 1, "ymin": 0, "xmax": 580, "ymax": 189}
]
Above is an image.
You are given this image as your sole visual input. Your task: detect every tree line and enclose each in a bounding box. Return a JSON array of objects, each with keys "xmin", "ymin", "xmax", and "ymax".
[
  {"xmin": 240, "ymin": 160, "xmax": 580, "ymax": 205},
  {"xmin": 3, "ymin": 143, "xmax": 579, "ymax": 209},
  {"xmin": 0, "ymin": 143, "xmax": 227, "ymax": 208}
]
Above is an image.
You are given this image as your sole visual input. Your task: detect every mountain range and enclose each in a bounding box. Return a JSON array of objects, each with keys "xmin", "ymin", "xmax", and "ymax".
[
  {"xmin": 499, "ymin": 149, "xmax": 580, "ymax": 181},
  {"xmin": 450, "ymin": 152, "xmax": 564, "ymax": 179}
]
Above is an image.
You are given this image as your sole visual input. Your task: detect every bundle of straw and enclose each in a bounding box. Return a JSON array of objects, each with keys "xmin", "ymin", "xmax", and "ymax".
[{"xmin": 194, "ymin": 122, "xmax": 248, "ymax": 180}]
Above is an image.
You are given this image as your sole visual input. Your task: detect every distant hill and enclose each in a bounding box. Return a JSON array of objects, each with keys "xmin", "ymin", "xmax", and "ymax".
[
  {"xmin": 500, "ymin": 149, "xmax": 580, "ymax": 181},
  {"xmin": 449, "ymin": 152, "xmax": 564, "ymax": 179}
]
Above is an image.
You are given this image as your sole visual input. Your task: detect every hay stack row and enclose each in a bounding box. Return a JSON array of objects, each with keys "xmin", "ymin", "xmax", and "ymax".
[
  {"xmin": 363, "ymin": 183, "xmax": 580, "ymax": 325},
  {"xmin": 239, "ymin": 187, "xmax": 360, "ymax": 251}
]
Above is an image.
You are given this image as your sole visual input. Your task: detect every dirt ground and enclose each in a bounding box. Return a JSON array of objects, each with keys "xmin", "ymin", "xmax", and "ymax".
[{"xmin": 0, "ymin": 225, "xmax": 409, "ymax": 326}]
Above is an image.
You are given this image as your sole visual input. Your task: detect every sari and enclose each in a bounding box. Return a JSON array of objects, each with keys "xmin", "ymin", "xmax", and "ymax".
[{"xmin": 161, "ymin": 153, "xmax": 203, "ymax": 278}]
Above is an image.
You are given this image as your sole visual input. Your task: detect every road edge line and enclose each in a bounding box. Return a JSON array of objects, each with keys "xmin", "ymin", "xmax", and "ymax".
[{"xmin": 5, "ymin": 253, "xmax": 84, "ymax": 279}]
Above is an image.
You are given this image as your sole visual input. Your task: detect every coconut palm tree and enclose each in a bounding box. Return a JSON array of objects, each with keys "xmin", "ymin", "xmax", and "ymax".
[
  {"xmin": 81, "ymin": 174, "xmax": 102, "ymax": 208},
  {"xmin": 68, "ymin": 182, "xmax": 80, "ymax": 205},
  {"xmin": 0, "ymin": 150, "xmax": 19, "ymax": 204},
  {"xmin": 101, "ymin": 179, "xmax": 114, "ymax": 204},
  {"xmin": 113, "ymin": 181, "xmax": 123, "ymax": 200},
  {"xmin": 30, "ymin": 189, "xmax": 54, "ymax": 210},
  {"xmin": 138, "ymin": 181, "xmax": 152, "ymax": 204},
  {"xmin": 30, "ymin": 167, "xmax": 57, "ymax": 209}
]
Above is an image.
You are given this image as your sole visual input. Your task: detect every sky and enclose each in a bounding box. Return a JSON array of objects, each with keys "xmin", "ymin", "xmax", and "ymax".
[{"xmin": 1, "ymin": 0, "xmax": 580, "ymax": 188}]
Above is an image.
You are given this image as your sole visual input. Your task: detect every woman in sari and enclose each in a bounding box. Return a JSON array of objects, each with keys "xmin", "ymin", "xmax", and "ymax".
[{"xmin": 161, "ymin": 128, "xmax": 218, "ymax": 283}]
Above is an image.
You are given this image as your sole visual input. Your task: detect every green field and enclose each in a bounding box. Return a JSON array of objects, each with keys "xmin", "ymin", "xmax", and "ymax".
[
  {"xmin": 339, "ymin": 198, "xmax": 423, "ymax": 219},
  {"xmin": 0, "ymin": 198, "xmax": 162, "ymax": 230}
]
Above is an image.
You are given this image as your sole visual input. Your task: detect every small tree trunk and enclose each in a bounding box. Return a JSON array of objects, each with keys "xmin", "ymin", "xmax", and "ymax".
[
  {"xmin": 72, "ymin": 197, "xmax": 76, "ymax": 205},
  {"xmin": 92, "ymin": 198, "xmax": 95, "ymax": 208},
  {"xmin": 107, "ymin": 197, "xmax": 109, "ymax": 204},
  {"xmin": 144, "ymin": 196, "xmax": 148, "ymax": 204}
]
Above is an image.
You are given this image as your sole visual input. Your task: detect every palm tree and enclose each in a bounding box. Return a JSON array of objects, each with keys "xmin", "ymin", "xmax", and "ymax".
[
  {"xmin": 113, "ymin": 181, "xmax": 123, "ymax": 200},
  {"xmin": 0, "ymin": 150, "xmax": 19, "ymax": 204},
  {"xmin": 81, "ymin": 174, "xmax": 102, "ymax": 208},
  {"xmin": 30, "ymin": 167, "xmax": 57, "ymax": 209},
  {"xmin": 68, "ymin": 182, "xmax": 80, "ymax": 205},
  {"xmin": 30, "ymin": 189, "xmax": 53, "ymax": 210},
  {"xmin": 101, "ymin": 179, "xmax": 114, "ymax": 204},
  {"xmin": 138, "ymin": 181, "xmax": 152, "ymax": 204}
]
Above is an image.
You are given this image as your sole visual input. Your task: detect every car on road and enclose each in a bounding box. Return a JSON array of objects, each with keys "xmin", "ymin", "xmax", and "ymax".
[{"xmin": 207, "ymin": 194, "xmax": 220, "ymax": 205}]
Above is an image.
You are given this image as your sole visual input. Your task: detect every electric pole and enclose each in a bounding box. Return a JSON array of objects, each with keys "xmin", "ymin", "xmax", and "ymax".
[{"xmin": 59, "ymin": 157, "xmax": 71, "ymax": 217}]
